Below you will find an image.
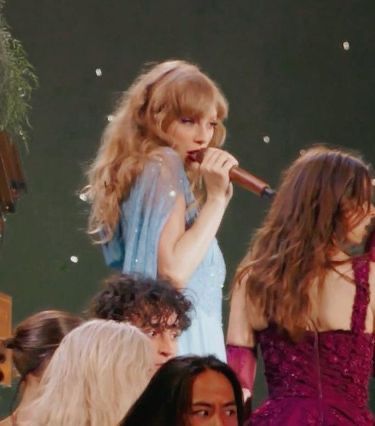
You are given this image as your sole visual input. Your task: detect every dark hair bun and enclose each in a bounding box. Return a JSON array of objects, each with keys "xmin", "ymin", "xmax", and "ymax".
[{"xmin": 2, "ymin": 337, "xmax": 16, "ymax": 349}]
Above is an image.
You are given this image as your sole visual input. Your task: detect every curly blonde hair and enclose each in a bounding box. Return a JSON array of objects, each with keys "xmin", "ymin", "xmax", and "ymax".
[
  {"xmin": 233, "ymin": 146, "xmax": 373, "ymax": 339},
  {"xmin": 84, "ymin": 60, "xmax": 228, "ymax": 241}
]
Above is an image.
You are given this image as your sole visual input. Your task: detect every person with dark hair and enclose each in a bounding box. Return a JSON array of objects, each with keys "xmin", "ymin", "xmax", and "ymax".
[
  {"xmin": 89, "ymin": 273, "xmax": 192, "ymax": 369},
  {"xmin": 227, "ymin": 146, "xmax": 375, "ymax": 424},
  {"xmin": 121, "ymin": 355, "xmax": 244, "ymax": 426},
  {"xmin": 0, "ymin": 310, "xmax": 82, "ymax": 425}
]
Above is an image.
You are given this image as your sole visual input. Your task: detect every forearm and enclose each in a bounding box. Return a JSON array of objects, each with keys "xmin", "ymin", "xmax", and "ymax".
[{"xmin": 158, "ymin": 195, "xmax": 227, "ymax": 287}]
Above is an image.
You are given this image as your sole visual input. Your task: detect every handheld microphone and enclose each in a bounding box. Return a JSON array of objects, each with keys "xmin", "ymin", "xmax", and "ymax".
[{"xmin": 187, "ymin": 150, "xmax": 275, "ymax": 199}]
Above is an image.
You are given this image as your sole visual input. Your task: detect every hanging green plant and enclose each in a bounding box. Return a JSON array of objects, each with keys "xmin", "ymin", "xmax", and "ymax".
[{"xmin": 0, "ymin": 0, "xmax": 38, "ymax": 145}]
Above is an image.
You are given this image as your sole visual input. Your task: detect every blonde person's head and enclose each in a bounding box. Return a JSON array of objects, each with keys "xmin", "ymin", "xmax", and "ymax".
[
  {"xmin": 29, "ymin": 319, "xmax": 153, "ymax": 426},
  {"xmin": 84, "ymin": 60, "xmax": 228, "ymax": 240}
]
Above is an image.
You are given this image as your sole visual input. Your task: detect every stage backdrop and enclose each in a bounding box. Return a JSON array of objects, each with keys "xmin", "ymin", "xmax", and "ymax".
[{"xmin": 1, "ymin": 0, "xmax": 374, "ymax": 415}]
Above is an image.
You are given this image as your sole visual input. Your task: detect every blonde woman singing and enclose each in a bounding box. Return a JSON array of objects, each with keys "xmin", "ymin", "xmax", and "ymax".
[{"xmin": 84, "ymin": 60, "xmax": 238, "ymax": 360}]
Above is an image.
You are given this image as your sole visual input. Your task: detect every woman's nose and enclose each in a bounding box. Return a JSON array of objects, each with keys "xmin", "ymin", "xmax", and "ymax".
[{"xmin": 194, "ymin": 125, "xmax": 211, "ymax": 146}]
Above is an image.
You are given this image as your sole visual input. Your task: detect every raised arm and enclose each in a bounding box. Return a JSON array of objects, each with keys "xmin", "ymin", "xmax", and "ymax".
[{"xmin": 158, "ymin": 148, "xmax": 237, "ymax": 287}]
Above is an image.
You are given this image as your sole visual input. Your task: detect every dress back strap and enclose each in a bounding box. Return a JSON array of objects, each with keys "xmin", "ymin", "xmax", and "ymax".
[{"xmin": 351, "ymin": 255, "xmax": 370, "ymax": 333}]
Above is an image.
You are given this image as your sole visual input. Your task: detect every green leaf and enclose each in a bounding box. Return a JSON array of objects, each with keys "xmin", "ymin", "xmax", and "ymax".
[{"xmin": 0, "ymin": 0, "xmax": 38, "ymax": 145}]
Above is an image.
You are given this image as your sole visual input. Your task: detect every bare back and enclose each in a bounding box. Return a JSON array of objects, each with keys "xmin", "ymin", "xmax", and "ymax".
[
  {"xmin": 227, "ymin": 258, "xmax": 375, "ymax": 348},
  {"xmin": 312, "ymin": 260, "xmax": 375, "ymax": 334}
]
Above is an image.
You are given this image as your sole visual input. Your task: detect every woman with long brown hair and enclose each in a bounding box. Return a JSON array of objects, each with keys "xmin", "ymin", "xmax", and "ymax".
[
  {"xmin": 0, "ymin": 310, "xmax": 82, "ymax": 426},
  {"xmin": 227, "ymin": 146, "xmax": 375, "ymax": 425},
  {"xmin": 84, "ymin": 60, "xmax": 237, "ymax": 360}
]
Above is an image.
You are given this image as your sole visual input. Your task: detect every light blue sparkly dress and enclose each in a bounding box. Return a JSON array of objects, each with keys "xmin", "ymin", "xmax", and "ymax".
[{"xmin": 102, "ymin": 147, "xmax": 226, "ymax": 361}]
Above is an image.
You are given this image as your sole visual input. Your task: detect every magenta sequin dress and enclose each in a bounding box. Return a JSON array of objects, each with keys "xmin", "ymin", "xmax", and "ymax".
[{"xmin": 249, "ymin": 256, "xmax": 374, "ymax": 425}]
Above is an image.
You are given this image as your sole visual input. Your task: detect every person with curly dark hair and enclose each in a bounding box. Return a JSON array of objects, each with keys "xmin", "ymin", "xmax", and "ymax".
[{"xmin": 89, "ymin": 273, "xmax": 193, "ymax": 370}]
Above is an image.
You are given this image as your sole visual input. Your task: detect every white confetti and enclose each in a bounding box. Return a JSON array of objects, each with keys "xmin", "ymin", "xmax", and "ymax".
[
  {"xmin": 95, "ymin": 68, "xmax": 103, "ymax": 77},
  {"xmin": 70, "ymin": 256, "xmax": 79, "ymax": 263},
  {"xmin": 107, "ymin": 115, "xmax": 114, "ymax": 122},
  {"xmin": 263, "ymin": 135, "xmax": 270, "ymax": 144},
  {"xmin": 79, "ymin": 193, "xmax": 88, "ymax": 202},
  {"xmin": 342, "ymin": 41, "xmax": 350, "ymax": 51}
]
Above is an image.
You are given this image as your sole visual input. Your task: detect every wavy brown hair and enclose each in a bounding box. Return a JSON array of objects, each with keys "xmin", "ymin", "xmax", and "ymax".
[
  {"xmin": 5, "ymin": 310, "xmax": 82, "ymax": 379},
  {"xmin": 3, "ymin": 310, "xmax": 82, "ymax": 417},
  {"xmin": 233, "ymin": 146, "xmax": 373, "ymax": 339},
  {"xmin": 84, "ymin": 60, "xmax": 228, "ymax": 241}
]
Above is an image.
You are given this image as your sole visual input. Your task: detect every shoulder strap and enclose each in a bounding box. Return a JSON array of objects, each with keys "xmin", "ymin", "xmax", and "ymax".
[{"xmin": 351, "ymin": 255, "xmax": 370, "ymax": 333}]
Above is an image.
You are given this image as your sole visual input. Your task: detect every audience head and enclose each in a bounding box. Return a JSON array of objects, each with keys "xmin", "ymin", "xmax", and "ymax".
[
  {"xmin": 4, "ymin": 310, "xmax": 82, "ymax": 384},
  {"xmin": 29, "ymin": 319, "xmax": 153, "ymax": 426},
  {"xmin": 89, "ymin": 274, "xmax": 192, "ymax": 369},
  {"xmin": 121, "ymin": 355, "xmax": 244, "ymax": 426}
]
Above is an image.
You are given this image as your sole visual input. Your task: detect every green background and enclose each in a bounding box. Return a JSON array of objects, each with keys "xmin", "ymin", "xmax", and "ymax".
[{"xmin": 1, "ymin": 0, "xmax": 375, "ymax": 415}]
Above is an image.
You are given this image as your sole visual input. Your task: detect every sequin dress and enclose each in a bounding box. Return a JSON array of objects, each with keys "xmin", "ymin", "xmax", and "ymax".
[
  {"xmin": 249, "ymin": 256, "xmax": 374, "ymax": 425},
  {"xmin": 102, "ymin": 147, "xmax": 226, "ymax": 360}
]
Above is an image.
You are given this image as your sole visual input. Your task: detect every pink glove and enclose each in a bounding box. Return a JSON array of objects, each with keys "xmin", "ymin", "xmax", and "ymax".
[
  {"xmin": 226, "ymin": 344, "xmax": 256, "ymax": 421},
  {"xmin": 226, "ymin": 344, "xmax": 257, "ymax": 395}
]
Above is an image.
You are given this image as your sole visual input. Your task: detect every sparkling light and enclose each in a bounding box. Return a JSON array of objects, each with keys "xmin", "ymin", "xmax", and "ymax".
[
  {"xmin": 95, "ymin": 68, "xmax": 103, "ymax": 77},
  {"xmin": 263, "ymin": 135, "xmax": 270, "ymax": 144},
  {"xmin": 342, "ymin": 41, "xmax": 350, "ymax": 51},
  {"xmin": 70, "ymin": 256, "xmax": 79, "ymax": 263}
]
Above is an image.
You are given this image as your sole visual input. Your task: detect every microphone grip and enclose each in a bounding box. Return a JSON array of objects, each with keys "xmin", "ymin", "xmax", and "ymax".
[
  {"xmin": 186, "ymin": 149, "xmax": 275, "ymax": 199},
  {"xmin": 229, "ymin": 167, "xmax": 273, "ymax": 198}
]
